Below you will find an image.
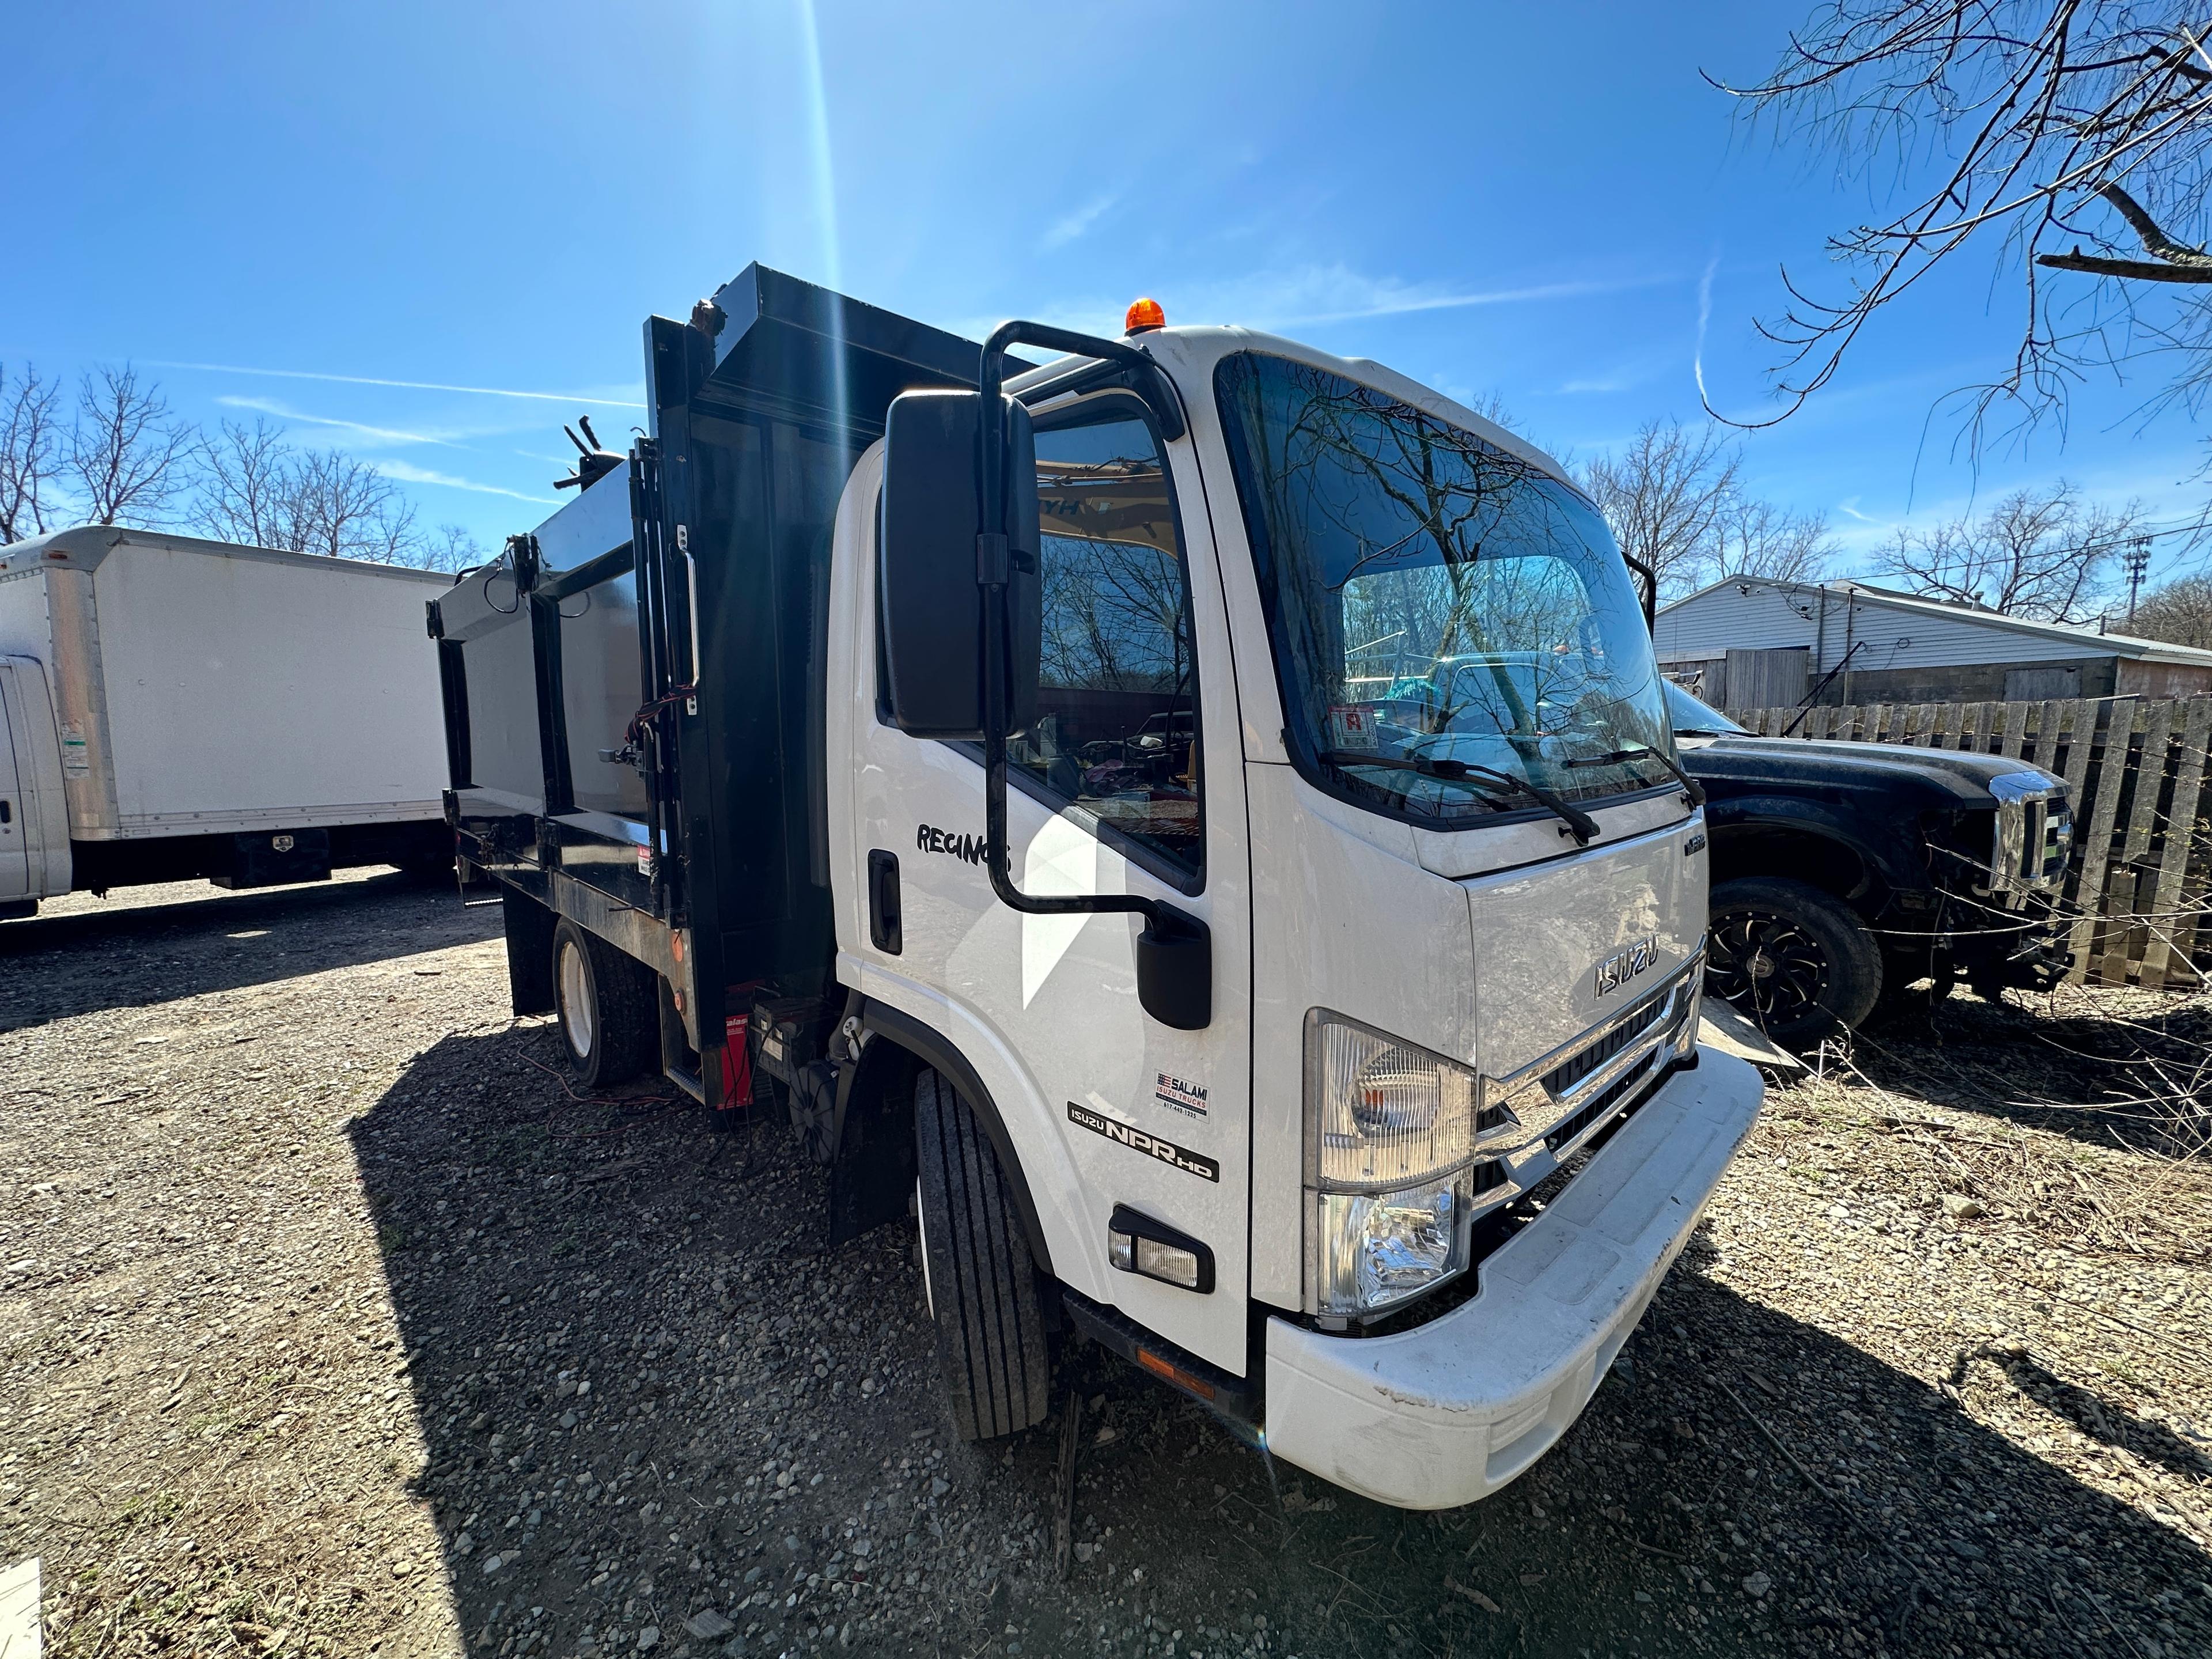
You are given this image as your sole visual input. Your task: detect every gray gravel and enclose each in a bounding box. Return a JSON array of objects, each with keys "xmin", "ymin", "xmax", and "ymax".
[{"xmin": 3, "ymin": 870, "xmax": 2207, "ymax": 1657}]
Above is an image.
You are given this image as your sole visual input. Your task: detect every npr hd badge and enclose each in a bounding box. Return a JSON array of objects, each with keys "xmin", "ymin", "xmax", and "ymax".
[
  {"xmin": 1068, "ymin": 1102, "xmax": 1219, "ymax": 1182},
  {"xmin": 1594, "ymin": 935, "xmax": 1659, "ymax": 995}
]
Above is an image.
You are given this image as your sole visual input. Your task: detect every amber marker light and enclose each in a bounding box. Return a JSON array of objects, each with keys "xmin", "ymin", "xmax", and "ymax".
[{"xmin": 1124, "ymin": 297, "xmax": 1166, "ymax": 334}]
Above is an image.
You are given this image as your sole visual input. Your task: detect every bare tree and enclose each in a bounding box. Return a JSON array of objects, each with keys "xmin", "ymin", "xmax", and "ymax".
[
  {"xmin": 1578, "ymin": 419, "xmax": 1744, "ymax": 598},
  {"xmin": 1715, "ymin": 495, "xmax": 1836, "ymax": 584},
  {"xmin": 191, "ymin": 418, "xmax": 297, "ymax": 548},
  {"xmin": 67, "ymin": 365, "xmax": 194, "ymax": 526},
  {"xmin": 1719, "ymin": 3, "xmax": 2212, "ymax": 444},
  {"xmin": 1873, "ymin": 482, "xmax": 2141, "ymax": 620},
  {"xmin": 279, "ymin": 449, "xmax": 414, "ymax": 561},
  {"xmin": 2128, "ymin": 570, "xmax": 2212, "ymax": 644},
  {"xmin": 0, "ymin": 362, "xmax": 62, "ymax": 545},
  {"xmin": 416, "ymin": 522, "xmax": 488, "ymax": 574}
]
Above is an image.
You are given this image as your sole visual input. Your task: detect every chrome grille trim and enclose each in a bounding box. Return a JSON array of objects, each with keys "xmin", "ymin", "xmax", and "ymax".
[{"xmin": 1479, "ymin": 953, "xmax": 1700, "ymax": 1154}]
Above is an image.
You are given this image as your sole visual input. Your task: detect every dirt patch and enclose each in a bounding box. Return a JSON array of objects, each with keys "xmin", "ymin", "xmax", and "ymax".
[{"xmin": 3, "ymin": 874, "xmax": 2208, "ymax": 1658}]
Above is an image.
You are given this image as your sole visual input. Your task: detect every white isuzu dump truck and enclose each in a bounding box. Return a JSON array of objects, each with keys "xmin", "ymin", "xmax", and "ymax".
[
  {"xmin": 0, "ymin": 527, "xmax": 453, "ymax": 916},
  {"xmin": 434, "ymin": 266, "xmax": 1764, "ymax": 1509}
]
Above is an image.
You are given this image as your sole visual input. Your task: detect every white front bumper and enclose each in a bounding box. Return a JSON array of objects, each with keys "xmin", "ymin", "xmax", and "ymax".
[{"xmin": 1263, "ymin": 1048, "xmax": 1764, "ymax": 1510}]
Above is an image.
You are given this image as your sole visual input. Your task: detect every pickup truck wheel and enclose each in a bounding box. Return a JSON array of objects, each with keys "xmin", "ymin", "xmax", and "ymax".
[
  {"xmin": 551, "ymin": 919, "xmax": 657, "ymax": 1088},
  {"xmin": 912, "ymin": 1068, "xmax": 1050, "ymax": 1441},
  {"xmin": 1706, "ymin": 877, "xmax": 1882, "ymax": 1044}
]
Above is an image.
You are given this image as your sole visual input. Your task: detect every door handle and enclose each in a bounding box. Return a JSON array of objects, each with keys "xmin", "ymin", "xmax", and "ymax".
[
  {"xmin": 868, "ymin": 849, "xmax": 902, "ymax": 955},
  {"xmin": 0, "ymin": 799, "xmax": 12, "ymax": 824}
]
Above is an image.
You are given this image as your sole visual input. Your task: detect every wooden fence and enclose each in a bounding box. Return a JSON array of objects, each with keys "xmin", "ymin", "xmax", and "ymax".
[{"xmin": 1722, "ymin": 695, "xmax": 2212, "ymax": 993}]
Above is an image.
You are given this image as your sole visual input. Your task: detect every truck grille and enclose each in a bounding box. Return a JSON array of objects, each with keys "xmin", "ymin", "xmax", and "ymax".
[
  {"xmin": 1983, "ymin": 773, "xmax": 2071, "ymax": 905},
  {"xmin": 1478, "ymin": 957, "xmax": 1699, "ymax": 1172},
  {"xmin": 1541, "ymin": 992, "xmax": 1669, "ymax": 1096}
]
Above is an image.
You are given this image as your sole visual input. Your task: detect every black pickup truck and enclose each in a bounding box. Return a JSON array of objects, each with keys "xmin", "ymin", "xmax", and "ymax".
[{"xmin": 1667, "ymin": 684, "xmax": 2076, "ymax": 1043}]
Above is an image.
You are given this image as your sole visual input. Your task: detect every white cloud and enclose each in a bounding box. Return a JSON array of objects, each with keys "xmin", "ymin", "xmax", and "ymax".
[
  {"xmin": 375, "ymin": 459, "xmax": 558, "ymax": 505},
  {"xmin": 952, "ymin": 262, "xmax": 1681, "ymax": 343},
  {"xmin": 149, "ymin": 358, "xmax": 645, "ymax": 408},
  {"xmin": 214, "ymin": 395, "xmax": 466, "ymax": 449},
  {"xmin": 1040, "ymin": 195, "xmax": 1116, "ymax": 251}
]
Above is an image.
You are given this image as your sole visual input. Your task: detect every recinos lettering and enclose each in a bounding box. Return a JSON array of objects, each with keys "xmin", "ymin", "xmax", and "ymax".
[{"xmin": 916, "ymin": 823, "xmax": 986, "ymax": 866}]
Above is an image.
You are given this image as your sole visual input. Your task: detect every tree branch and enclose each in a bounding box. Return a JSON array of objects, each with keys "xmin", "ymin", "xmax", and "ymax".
[
  {"xmin": 2037, "ymin": 249, "xmax": 2212, "ymax": 280},
  {"xmin": 2092, "ymin": 179, "xmax": 2212, "ymax": 264}
]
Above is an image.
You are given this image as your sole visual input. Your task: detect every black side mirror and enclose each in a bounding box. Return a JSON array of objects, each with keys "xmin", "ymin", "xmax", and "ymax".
[{"xmin": 878, "ymin": 389, "xmax": 1040, "ymax": 740}]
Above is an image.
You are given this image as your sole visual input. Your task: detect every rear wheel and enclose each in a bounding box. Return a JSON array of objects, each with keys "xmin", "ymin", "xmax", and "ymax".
[
  {"xmin": 912, "ymin": 1069, "xmax": 1050, "ymax": 1441},
  {"xmin": 551, "ymin": 919, "xmax": 658, "ymax": 1088},
  {"xmin": 1706, "ymin": 877, "xmax": 1883, "ymax": 1046}
]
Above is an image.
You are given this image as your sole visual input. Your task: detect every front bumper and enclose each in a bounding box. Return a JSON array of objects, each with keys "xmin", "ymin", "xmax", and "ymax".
[{"xmin": 1263, "ymin": 1048, "xmax": 1764, "ymax": 1510}]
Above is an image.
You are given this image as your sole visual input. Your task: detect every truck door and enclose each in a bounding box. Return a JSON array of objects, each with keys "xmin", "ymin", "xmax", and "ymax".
[{"xmin": 844, "ymin": 391, "xmax": 1253, "ymax": 1374}]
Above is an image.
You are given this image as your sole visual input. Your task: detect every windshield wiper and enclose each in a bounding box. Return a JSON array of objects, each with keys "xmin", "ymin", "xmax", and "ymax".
[
  {"xmin": 1563, "ymin": 744, "xmax": 1706, "ymax": 806},
  {"xmin": 1319, "ymin": 750, "xmax": 1598, "ymax": 844}
]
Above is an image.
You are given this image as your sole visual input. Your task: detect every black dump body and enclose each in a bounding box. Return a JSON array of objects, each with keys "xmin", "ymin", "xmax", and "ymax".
[{"xmin": 429, "ymin": 266, "xmax": 988, "ymax": 1103}]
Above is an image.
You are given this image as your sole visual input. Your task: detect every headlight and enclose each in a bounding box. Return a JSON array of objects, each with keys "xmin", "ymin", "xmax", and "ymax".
[{"xmin": 1305, "ymin": 1014, "xmax": 1478, "ymax": 1317}]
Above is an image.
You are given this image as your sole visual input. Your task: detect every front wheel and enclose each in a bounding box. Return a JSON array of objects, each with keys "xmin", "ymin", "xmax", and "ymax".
[
  {"xmin": 912, "ymin": 1069, "xmax": 1050, "ymax": 1441},
  {"xmin": 1705, "ymin": 877, "xmax": 1883, "ymax": 1046}
]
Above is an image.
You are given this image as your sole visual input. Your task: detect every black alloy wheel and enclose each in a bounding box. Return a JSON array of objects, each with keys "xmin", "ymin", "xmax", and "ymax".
[{"xmin": 1705, "ymin": 876, "xmax": 1883, "ymax": 1046}]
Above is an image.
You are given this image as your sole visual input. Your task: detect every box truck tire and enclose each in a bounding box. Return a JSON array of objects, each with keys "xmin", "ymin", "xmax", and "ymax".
[
  {"xmin": 913, "ymin": 1068, "xmax": 1050, "ymax": 1441},
  {"xmin": 552, "ymin": 919, "xmax": 658, "ymax": 1088}
]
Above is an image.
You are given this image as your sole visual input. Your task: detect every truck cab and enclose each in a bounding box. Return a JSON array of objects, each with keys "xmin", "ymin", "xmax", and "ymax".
[{"xmin": 435, "ymin": 268, "xmax": 1764, "ymax": 1510}]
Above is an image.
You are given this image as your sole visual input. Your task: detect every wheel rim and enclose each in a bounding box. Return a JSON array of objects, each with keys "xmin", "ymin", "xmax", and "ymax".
[
  {"xmin": 1707, "ymin": 906, "xmax": 1830, "ymax": 1028},
  {"xmin": 558, "ymin": 940, "xmax": 595, "ymax": 1059}
]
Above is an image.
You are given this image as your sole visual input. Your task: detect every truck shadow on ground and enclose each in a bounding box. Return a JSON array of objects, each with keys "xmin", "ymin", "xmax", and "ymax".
[
  {"xmin": 351, "ymin": 1024, "xmax": 2207, "ymax": 1659},
  {"xmin": 0, "ymin": 873, "xmax": 491, "ymax": 1032}
]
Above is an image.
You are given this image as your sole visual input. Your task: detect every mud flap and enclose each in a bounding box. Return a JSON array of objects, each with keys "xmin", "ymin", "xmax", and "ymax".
[{"xmin": 826, "ymin": 1039, "xmax": 919, "ymax": 1248}]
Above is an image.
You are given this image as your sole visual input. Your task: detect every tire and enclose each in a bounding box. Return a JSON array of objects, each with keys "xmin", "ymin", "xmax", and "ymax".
[
  {"xmin": 1705, "ymin": 876, "xmax": 1883, "ymax": 1046},
  {"xmin": 551, "ymin": 918, "xmax": 658, "ymax": 1088},
  {"xmin": 912, "ymin": 1068, "xmax": 1050, "ymax": 1441}
]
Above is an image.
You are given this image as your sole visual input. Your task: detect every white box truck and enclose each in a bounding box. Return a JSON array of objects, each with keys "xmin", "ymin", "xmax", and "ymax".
[
  {"xmin": 0, "ymin": 527, "xmax": 454, "ymax": 916},
  {"xmin": 436, "ymin": 266, "xmax": 1765, "ymax": 1509}
]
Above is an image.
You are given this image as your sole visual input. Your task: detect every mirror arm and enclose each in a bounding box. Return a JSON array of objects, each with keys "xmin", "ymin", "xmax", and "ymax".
[
  {"xmin": 983, "ymin": 320, "xmax": 1185, "ymax": 440},
  {"xmin": 974, "ymin": 319, "xmax": 1173, "ymax": 931}
]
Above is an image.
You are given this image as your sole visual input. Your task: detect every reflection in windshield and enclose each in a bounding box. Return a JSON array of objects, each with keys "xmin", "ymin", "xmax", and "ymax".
[{"xmin": 1214, "ymin": 353, "xmax": 1675, "ymax": 821}]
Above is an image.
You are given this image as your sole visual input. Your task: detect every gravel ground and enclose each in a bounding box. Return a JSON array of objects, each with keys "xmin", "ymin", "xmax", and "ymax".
[{"xmin": 3, "ymin": 871, "xmax": 2210, "ymax": 1658}]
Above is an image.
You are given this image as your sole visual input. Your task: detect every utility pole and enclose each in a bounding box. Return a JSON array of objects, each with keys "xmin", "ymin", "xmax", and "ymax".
[{"xmin": 2124, "ymin": 535, "xmax": 2153, "ymax": 628}]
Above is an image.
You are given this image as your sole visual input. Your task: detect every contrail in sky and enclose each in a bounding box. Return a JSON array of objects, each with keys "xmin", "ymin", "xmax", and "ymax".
[
  {"xmin": 147, "ymin": 359, "xmax": 645, "ymax": 409},
  {"xmin": 1692, "ymin": 252, "xmax": 1719, "ymax": 407}
]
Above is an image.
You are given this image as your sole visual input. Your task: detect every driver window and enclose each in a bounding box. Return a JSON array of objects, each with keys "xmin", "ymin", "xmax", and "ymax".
[{"xmin": 1012, "ymin": 402, "xmax": 1203, "ymax": 882}]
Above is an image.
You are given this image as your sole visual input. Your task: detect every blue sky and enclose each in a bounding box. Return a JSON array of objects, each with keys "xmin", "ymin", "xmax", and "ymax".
[{"xmin": 6, "ymin": 1, "xmax": 2206, "ymax": 581}]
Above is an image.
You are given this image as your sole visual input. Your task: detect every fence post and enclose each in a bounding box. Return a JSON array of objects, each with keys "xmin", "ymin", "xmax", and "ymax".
[
  {"xmin": 2069, "ymin": 703, "xmax": 2139, "ymax": 983},
  {"xmin": 2141, "ymin": 696, "xmax": 2212, "ymax": 990}
]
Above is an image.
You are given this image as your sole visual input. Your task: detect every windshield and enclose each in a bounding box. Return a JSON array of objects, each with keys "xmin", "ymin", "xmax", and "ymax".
[
  {"xmin": 1214, "ymin": 352, "xmax": 1675, "ymax": 823},
  {"xmin": 1664, "ymin": 681, "xmax": 1747, "ymax": 736}
]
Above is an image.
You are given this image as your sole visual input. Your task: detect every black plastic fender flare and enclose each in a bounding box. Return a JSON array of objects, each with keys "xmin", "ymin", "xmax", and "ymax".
[
  {"xmin": 1701, "ymin": 793, "xmax": 1929, "ymax": 899},
  {"xmin": 857, "ymin": 997, "xmax": 1054, "ymax": 1275}
]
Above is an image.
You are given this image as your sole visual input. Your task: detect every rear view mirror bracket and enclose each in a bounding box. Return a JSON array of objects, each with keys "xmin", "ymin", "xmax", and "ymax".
[{"xmin": 975, "ymin": 320, "xmax": 1209, "ymax": 1031}]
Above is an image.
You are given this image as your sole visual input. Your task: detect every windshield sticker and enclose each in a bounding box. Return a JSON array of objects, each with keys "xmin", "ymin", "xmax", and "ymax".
[
  {"xmin": 1327, "ymin": 704, "xmax": 1380, "ymax": 753},
  {"xmin": 1154, "ymin": 1072, "xmax": 1209, "ymax": 1120},
  {"xmin": 1069, "ymin": 1102, "xmax": 1219, "ymax": 1182}
]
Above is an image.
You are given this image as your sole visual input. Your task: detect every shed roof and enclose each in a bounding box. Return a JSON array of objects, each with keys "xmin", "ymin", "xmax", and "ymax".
[{"xmin": 1656, "ymin": 574, "xmax": 2212, "ymax": 669}]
